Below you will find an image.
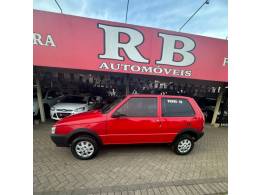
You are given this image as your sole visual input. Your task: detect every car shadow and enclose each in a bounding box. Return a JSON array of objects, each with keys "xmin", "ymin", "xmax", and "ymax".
[{"xmin": 98, "ymin": 143, "xmax": 171, "ymax": 155}]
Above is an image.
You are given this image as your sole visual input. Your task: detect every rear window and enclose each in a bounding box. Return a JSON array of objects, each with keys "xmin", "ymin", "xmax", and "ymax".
[{"xmin": 162, "ymin": 98, "xmax": 195, "ymax": 117}]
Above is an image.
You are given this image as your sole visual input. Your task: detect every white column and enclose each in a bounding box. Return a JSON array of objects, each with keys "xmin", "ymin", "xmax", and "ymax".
[
  {"xmin": 211, "ymin": 89, "xmax": 224, "ymax": 126},
  {"xmin": 36, "ymin": 78, "xmax": 46, "ymax": 122}
]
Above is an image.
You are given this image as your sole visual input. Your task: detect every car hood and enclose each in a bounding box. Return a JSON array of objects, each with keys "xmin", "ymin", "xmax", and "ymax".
[
  {"xmin": 56, "ymin": 109, "xmax": 105, "ymax": 126},
  {"xmin": 53, "ymin": 103, "xmax": 87, "ymax": 110}
]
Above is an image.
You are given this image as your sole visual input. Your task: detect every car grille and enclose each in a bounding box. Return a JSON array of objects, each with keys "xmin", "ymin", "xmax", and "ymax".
[
  {"xmin": 56, "ymin": 109, "xmax": 73, "ymax": 112},
  {"xmin": 57, "ymin": 113, "xmax": 71, "ymax": 118}
]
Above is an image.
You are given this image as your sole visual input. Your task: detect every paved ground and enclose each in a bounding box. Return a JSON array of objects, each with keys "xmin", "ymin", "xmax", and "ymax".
[{"xmin": 33, "ymin": 121, "xmax": 228, "ymax": 195}]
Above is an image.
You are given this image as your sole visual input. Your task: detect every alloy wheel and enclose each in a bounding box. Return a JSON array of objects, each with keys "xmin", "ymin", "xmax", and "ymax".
[
  {"xmin": 177, "ymin": 139, "xmax": 192, "ymax": 153},
  {"xmin": 75, "ymin": 141, "xmax": 95, "ymax": 158}
]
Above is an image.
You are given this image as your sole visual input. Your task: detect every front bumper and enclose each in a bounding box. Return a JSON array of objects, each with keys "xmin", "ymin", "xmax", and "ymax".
[{"xmin": 50, "ymin": 134, "xmax": 69, "ymax": 147}]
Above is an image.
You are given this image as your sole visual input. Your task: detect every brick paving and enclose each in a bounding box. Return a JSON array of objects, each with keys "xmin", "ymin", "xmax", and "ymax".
[{"xmin": 33, "ymin": 122, "xmax": 227, "ymax": 194}]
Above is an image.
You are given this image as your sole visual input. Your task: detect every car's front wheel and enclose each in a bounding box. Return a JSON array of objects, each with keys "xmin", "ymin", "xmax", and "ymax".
[
  {"xmin": 172, "ymin": 134, "xmax": 194, "ymax": 155},
  {"xmin": 71, "ymin": 136, "xmax": 98, "ymax": 160}
]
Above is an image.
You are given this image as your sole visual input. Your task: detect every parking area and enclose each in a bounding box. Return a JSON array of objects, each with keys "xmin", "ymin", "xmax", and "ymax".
[{"xmin": 33, "ymin": 122, "xmax": 227, "ymax": 194}]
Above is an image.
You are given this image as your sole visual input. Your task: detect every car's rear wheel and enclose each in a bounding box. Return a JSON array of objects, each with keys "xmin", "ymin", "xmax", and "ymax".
[
  {"xmin": 71, "ymin": 136, "xmax": 98, "ymax": 160},
  {"xmin": 172, "ymin": 134, "xmax": 194, "ymax": 155}
]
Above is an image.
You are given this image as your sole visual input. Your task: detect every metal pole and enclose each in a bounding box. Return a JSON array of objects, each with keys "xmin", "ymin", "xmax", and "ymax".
[
  {"xmin": 36, "ymin": 78, "xmax": 46, "ymax": 122},
  {"xmin": 218, "ymin": 87, "xmax": 228, "ymax": 126},
  {"xmin": 211, "ymin": 87, "xmax": 224, "ymax": 126},
  {"xmin": 179, "ymin": 0, "xmax": 209, "ymax": 32},
  {"xmin": 54, "ymin": 0, "xmax": 63, "ymax": 14},
  {"xmin": 125, "ymin": 0, "xmax": 130, "ymax": 23}
]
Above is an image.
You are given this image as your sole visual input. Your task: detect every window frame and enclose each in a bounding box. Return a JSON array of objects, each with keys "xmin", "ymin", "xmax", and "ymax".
[
  {"xmin": 161, "ymin": 97, "xmax": 195, "ymax": 117},
  {"xmin": 112, "ymin": 97, "xmax": 159, "ymax": 118}
]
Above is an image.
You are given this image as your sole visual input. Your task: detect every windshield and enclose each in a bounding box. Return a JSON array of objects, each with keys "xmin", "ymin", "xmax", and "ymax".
[
  {"xmin": 101, "ymin": 98, "xmax": 122, "ymax": 114},
  {"xmin": 61, "ymin": 96, "xmax": 87, "ymax": 103}
]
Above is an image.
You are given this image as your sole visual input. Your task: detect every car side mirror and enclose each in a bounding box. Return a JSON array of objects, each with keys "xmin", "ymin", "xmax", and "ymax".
[{"xmin": 112, "ymin": 112, "xmax": 126, "ymax": 118}]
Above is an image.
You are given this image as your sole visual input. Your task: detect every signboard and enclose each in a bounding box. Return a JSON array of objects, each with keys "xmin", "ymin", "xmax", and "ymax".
[{"xmin": 33, "ymin": 10, "xmax": 228, "ymax": 82}]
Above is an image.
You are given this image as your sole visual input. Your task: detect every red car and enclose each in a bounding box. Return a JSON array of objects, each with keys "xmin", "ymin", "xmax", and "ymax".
[{"xmin": 50, "ymin": 94, "xmax": 205, "ymax": 160}]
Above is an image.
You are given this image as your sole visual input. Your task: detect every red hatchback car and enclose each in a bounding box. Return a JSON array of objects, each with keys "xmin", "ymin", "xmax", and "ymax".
[{"xmin": 50, "ymin": 94, "xmax": 205, "ymax": 160}]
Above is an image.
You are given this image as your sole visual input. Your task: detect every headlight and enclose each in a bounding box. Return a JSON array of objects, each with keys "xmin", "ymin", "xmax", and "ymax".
[
  {"xmin": 51, "ymin": 126, "xmax": 56, "ymax": 134},
  {"xmin": 74, "ymin": 107, "xmax": 85, "ymax": 112},
  {"xmin": 51, "ymin": 107, "xmax": 55, "ymax": 111}
]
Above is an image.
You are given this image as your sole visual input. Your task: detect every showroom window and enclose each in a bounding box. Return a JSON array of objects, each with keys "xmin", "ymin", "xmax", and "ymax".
[
  {"xmin": 162, "ymin": 98, "xmax": 195, "ymax": 117},
  {"xmin": 115, "ymin": 97, "xmax": 157, "ymax": 117},
  {"xmin": 47, "ymin": 90, "xmax": 62, "ymax": 99}
]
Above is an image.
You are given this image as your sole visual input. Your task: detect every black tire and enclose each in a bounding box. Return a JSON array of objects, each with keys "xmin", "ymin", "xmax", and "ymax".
[
  {"xmin": 172, "ymin": 134, "xmax": 194, "ymax": 155},
  {"xmin": 71, "ymin": 136, "xmax": 99, "ymax": 160}
]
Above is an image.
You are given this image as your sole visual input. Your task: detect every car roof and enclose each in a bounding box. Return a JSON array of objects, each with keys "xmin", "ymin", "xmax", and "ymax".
[{"xmin": 126, "ymin": 94, "xmax": 193, "ymax": 99}]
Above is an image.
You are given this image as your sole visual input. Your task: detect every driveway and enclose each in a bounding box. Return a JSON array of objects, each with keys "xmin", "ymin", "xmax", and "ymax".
[{"xmin": 33, "ymin": 121, "xmax": 227, "ymax": 195}]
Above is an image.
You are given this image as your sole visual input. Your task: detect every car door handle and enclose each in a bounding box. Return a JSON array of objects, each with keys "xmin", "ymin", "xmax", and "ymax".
[{"xmin": 155, "ymin": 119, "xmax": 162, "ymax": 128}]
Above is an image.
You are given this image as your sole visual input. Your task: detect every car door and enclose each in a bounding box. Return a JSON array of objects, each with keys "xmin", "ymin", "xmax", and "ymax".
[
  {"xmin": 160, "ymin": 97, "xmax": 196, "ymax": 142},
  {"xmin": 106, "ymin": 97, "xmax": 163, "ymax": 144}
]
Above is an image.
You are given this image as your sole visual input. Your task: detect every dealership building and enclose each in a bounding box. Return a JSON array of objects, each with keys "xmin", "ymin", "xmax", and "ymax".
[{"xmin": 33, "ymin": 10, "xmax": 228, "ymax": 125}]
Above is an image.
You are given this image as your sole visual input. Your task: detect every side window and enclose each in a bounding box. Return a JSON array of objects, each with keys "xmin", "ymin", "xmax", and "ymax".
[
  {"xmin": 115, "ymin": 97, "xmax": 157, "ymax": 117},
  {"xmin": 162, "ymin": 98, "xmax": 195, "ymax": 117}
]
